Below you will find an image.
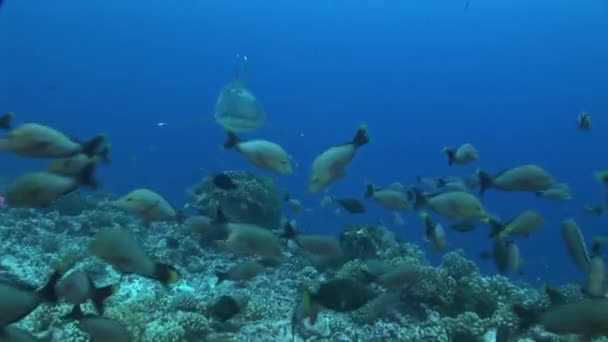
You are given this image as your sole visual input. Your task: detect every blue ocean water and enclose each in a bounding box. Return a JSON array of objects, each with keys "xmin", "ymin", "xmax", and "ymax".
[{"xmin": 1, "ymin": 0, "xmax": 607, "ymax": 286}]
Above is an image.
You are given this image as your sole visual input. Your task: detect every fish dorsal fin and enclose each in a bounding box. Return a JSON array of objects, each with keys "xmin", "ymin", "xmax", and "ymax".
[{"xmin": 543, "ymin": 285, "xmax": 567, "ymax": 306}]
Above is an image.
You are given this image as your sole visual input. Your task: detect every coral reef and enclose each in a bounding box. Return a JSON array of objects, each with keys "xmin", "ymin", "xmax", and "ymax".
[
  {"xmin": 187, "ymin": 170, "xmax": 281, "ymax": 229},
  {"xmin": 0, "ymin": 200, "xmax": 585, "ymax": 342}
]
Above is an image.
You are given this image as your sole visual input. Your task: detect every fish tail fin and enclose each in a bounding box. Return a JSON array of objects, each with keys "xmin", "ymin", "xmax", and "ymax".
[
  {"xmin": 223, "ymin": 131, "xmax": 241, "ymax": 149},
  {"xmin": 0, "ymin": 112, "xmax": 14, "ymax": 130},
  {"xmin": 351, "ymin": 124, "xmax": 370, "ymax": 147},
  {"xmin": 65, "ymin": 304, "xmax": 85, "ymax": 320},
  {"xmin": 154, "ymin": 263, "xmax": 179, "ymax": 286},
  {"xmin": 76, "ymin": 162, "xmax": 100, "ymax": 189},
  {"xmin": 214, "ymin": 207, "xmax": 228, "ymax": 224},
  {"xmin": 512, "ymin": 304, "xmax": 538, "ymax": 331},
  {"xmin": 37, "ymin": 270, "xmax": 63, "ymax": 303},
  {"xmin": 92, "ymin": 283, "xmax": 118, "ymax": 315},
  {"xmin": 364, "ymin": 183, "xmax": 375, "ymax": 199},
  {"xmin": 360, "ymin": 269, "xmax": 378, "ymax": 284},
  {"xmin": 476, "ymin": 169, "xmax": 493, "ymax": 196},
  {"xmin": 280, "ymin": 219, "xmax": 297, "ymax": 240},
  {"xmin": 442, "ymin": 147, "xmax": 455, "ymax": 166},
  {"xmin": 81, "ymin": 134, "xmax": 106, "ymax": 157},
  {"xmin": 98, "ymin": 143, "xmax": 112, "ymax": 165},
  {"xmin": 595, "ymin": 170, "xmax": 608, "ymax": 185},
  {"xmin": 215, "ymin": 271, "xmax": 228, "ymax": 285},
  {"xmin": 175, "ymin": 209, "xmax": 187, "ymax": 225},
  {"xmin": 487, "ymin": 218, "xmax": 505, "ymax": 239},
  {"xmin": 412, "ymin": 188, "xmax": 427, "ymax": 209}
]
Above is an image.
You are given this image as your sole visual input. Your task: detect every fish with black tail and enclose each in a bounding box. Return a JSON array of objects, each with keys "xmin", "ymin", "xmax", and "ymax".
[
  {"xmin": 67, "ymin": 305, "xmax": 131, "ymax": 342},
  {"xmin": 308, "ymin": 124, "xmax": 370, "ymax": 192},
  {"xmin": 0, "ymin": 270, "xmax": 63, "ymax": 326},
  {"xmin": 89, "ymin": 228, "xmax": 179, "ymax": 286},
  {"xmin": 476, "ymin": 164, "xmax": 554, "ymax": 196},
  {"xmin": 298, "ymin": 278, "xmax": 376, "ymax": 324},
  {"xmin": 55, "ymin": 269, "xmax": 118, "ymax": 315},
  {"xmin": 513, "ymin": 298, "xmax": 608, "ymax": 336},
  {"xmin": 0, "ymin": 112, "xmax": 14, "ymax": 129},
  {"xmin": 420, "ymin": 212, "xmax": 447, "ymax": 252},
  {"xmin": 0, "ymin": 116, "xmax": 106, "ymax": 159},
  {"xmin": 6, "ymin": 163, "xmax": 99, "ymax": 208},
  {"xmin": 578, "ymin": 112, "xmax": 591, "ymax": 131}
]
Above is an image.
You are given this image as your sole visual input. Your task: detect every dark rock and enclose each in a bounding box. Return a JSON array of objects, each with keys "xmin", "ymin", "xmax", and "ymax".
[
  {"xmin": 339, "ymin": 224, "xmax": 399, "ymax": 260},
  {"xmin": 188, "ymin": 171, "xmax": 280, "ymax": 229}
]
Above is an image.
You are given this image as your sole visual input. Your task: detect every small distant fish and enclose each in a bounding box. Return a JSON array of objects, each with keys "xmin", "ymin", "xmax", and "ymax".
[
  {"xmin": 584, "ymin": 204, "xmax": 605, "ymax": 216},
  {"xmin": 284, "ymin": 193, "xmax": 303, "ymax": 214},
  {"xmin": 577, "ymin": 112, "xmax": 591, "ymax": 131},
  {"xmin": 212, "ymin": 173, "xmax": 238, "ymax": 190},
  {"xmin": 595, "ymin": 170, "xmax": 608, "ymax": 186},
  {"xmin": 592, "ymin": 235, "xmax": 608, "ymax": 257},
  {"xmin": 442, "ymin": 143, "xmax": 479, "ymax": 166},
  {"xmin": 334, "ymin": 198, "xmax": 366, "ymax": 214},
  {"xmin": 420, "ymin": 212, "xmax": 447, "ymax": 252}
]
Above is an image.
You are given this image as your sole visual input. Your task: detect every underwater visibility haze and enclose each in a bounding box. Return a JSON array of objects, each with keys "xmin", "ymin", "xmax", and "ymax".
[{"xmin": 1, "ymin": 1, "xmax": 608, "ymax": 341}]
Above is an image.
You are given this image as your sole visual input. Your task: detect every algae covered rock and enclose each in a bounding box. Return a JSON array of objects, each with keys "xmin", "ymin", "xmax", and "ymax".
[
  {"xmin": 339, "ymin": 223, "xmax": 400, "ymax": 260},
  {"xmin": 188, "ymin": 170, "xmax": 280, "ymax": 229}
]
